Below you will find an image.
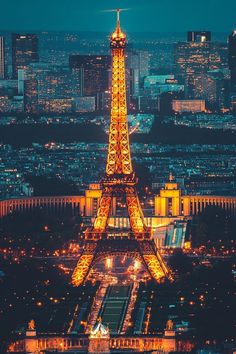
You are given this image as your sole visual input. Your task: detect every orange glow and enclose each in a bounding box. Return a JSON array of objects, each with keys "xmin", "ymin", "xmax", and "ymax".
[
  {"xmin": 134, "ymin": 260, "xmax": 140, "ymax": 271},
  {"xmin": 184, "ymin": 241, "xmax": 191, "ymax": 250},
  {"xmin": 106, "ymin": 257, "xmax": 113, "ymax": 269},
  {"xmin": 143, "ymin": 254, "xmax": 173, "ymax": 282},
  {"xmin": 71, "ymin": 10, "xmax": 173, "ymax": 287},
  {"xmin": 85, "ymin": 9, "xmax": 149, "ymax": 239},
  {"xmin": 72, "ymin": 254, "xmax": 94, "ymax": 287}
]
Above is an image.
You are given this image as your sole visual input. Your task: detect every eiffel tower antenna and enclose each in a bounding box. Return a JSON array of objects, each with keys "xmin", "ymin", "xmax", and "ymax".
[{"xmin": 117, "ymin": 8, "xmax": 120, "ymax": 24}]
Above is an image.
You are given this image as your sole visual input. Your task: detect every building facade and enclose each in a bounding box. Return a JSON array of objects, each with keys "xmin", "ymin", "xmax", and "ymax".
[
  {"xmin": 69, "ymin": 55, "xmax": 111, "ymax": 97},
  {"xmin": 229, "ymin": 30, "xmax": 236, "ymax": 111},
  {"xmin": 12, "ymin": 34, "xmax": 39, "ymax": 79},
  {"xmin": 155, "ymin": 179, "xmax": 236, "ymax": 217},
  {"xmin": 174, "ymin": 32, "xmax": 228, "ymax": 102},
  {"xmin": 1, "ymin": 181, "xmax": 235, "ymax": 222},
  {"xmin": 172, "ymin": 99, "xmax": 206, "ymax": 113},
  {"xmin": 24, "ymin": 64, "xmax": 81, "ymax": 113},
  {"xmin": 0, "ymin": 36, "xmax": 5, "ymax": 79}
]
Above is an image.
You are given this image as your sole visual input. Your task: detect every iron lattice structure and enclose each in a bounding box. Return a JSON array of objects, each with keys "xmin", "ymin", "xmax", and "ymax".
[{"xmin": 72, "ymin": 10, "xmax": 173, "ymax": 287}]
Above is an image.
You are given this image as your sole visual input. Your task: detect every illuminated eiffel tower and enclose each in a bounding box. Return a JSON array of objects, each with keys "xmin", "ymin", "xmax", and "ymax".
[{"xmin": 72, "ymin": 10, "xmax": 173, "ymax": 286}]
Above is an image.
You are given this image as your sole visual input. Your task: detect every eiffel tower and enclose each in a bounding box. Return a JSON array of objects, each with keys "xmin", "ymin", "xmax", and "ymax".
[{"xmin": 72, "ymin": 10, "xmax": 173, "ymax": 286}]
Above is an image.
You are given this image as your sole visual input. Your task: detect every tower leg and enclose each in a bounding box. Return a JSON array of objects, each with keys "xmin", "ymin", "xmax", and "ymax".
[
  {"xmin": 92, "ymin": 187, "xmax": 113, "ymax": 236},
  {"xmin": 72, "ymin": 243, "xmax": 97, "ymax": 286},
  {"xmin": 139, "ymin": 241, "xmax": 173, "ymax": 282},
  {"xmin": 126, "ymin": 186, "xmax": 147, "ymax": 237}
]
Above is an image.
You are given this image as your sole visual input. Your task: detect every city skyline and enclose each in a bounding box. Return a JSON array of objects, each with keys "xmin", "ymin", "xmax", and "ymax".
[
  {"xmin": 1, "ymin": 5, "xmax": 236, "ymax": 354},
  {"xmin": 1, "ymin": 0, "xmax": 236, "ymax": 32}
]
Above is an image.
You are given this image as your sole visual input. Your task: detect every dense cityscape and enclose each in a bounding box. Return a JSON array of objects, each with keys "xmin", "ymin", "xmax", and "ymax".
[{"xmin": 0, "ymin": 1, "xmax": 236, "ymax": 354}]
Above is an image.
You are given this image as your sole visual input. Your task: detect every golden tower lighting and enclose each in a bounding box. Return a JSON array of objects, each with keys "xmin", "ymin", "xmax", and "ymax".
[{"xmin": 72, "ymin": 10, "xmax": 173, "ymax": 287}]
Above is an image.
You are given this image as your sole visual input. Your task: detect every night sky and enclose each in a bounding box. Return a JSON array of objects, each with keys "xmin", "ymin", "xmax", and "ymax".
[{"xmin": 1, "ymin": 0, "xmax": 236, "ymax": 32}]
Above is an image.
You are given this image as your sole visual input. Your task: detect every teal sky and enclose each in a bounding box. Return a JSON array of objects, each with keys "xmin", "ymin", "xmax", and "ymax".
[{"xmin": 1, "ymin": 0, "xmax": 236, "ymax": 32}]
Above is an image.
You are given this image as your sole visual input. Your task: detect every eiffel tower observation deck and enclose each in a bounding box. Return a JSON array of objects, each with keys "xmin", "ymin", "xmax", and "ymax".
[{"xmin": 72, "ymin": 10, "xmax": 173, "ymax": 287}]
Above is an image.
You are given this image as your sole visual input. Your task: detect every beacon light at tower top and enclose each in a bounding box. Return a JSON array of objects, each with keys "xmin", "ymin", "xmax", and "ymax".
[{"xmin": 110, "ymin": 9, "xmax": 126, "ymax": 48}]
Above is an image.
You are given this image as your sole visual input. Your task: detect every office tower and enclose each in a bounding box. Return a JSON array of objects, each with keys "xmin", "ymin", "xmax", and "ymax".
[
  {"xmin": 24, "ymin": 63, "xmax": 49, "ymax": 113},
  {"xmin": 174, "ymin": 31, "xmax": 227, "ymax": 100},
  {"xmin": 24, "ymin": 64, "xmax": 81, "ymax": 113},
  {"xmin": 69, "ymin": 55, "xmax": 111, "ymax": 96},
  {"xmin": 229, "ymin": 30, "xmax": 236, "ymax": 94},
  {"xmin": 139, "ymin": 51, "xmax": 150, "ymax": 80},
  {"xmin": 174, "ymin": 39, "xmax": 211, "ymax": 97},
  {"xmin": 126, "ymin": 48, "xmax": 140, "ymax": 99},
  {"xmin": 0, "ymin": 37, "xmax": 5, "ymax": 79},
  {"xmin": 125, "ymin": 49, "xmax": 150, "ymax": 103},
  {"xmin": 187, "ymin": 31, "xmax": 211, "ymax": 42},
  {"xmin": 12, "ymin": 34, "xmax": 38, "ymax": 79},
  {"xmin": 193, "ymin": 70, "xmax": 230, "ymax": 110},
  {"xmin": 210, "ymin": 42, "xmax": 228, "ymax": 70}
]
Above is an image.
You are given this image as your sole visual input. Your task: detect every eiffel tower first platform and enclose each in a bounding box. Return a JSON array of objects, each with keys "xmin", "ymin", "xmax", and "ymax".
[{"xmin": 72, "ymin": 10, "xmax": 173, "ymax": 287}]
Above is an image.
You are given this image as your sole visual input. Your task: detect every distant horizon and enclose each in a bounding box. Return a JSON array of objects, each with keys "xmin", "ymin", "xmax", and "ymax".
[{"xmin": 0, "ymin": 29, "xmax": 231, "ymax": 42}]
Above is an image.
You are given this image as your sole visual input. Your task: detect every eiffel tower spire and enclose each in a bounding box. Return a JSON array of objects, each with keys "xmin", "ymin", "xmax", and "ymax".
[{"xmin": 106, "ymin": 8, "xmax": 132, "ymax": 176}]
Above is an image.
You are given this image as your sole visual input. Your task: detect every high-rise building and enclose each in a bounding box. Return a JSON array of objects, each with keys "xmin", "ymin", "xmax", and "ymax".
[
  {"xmin": 228, "ymin": 30, "xmax": 236, "ymax": 94},
  {"xmin": 138, "ymin": 74, "xmax": 184, "ymax": 113},
  {"xmin": 125, "ymin": 47, "xmax": 140, "ymax": 101},
  {"xmin": 24, "ymin": 63, "xmax": 81, "ymax": 113},
  {"xmin": 174, "ymin": 31, "xmax": 228, "ymax": 100},
  {"xmin": 0, "ymin": 37, "xmax": 5, "ymax": 79},
  {"xmin": 174, "ymin": 40, "xmax": 210, "ymax": 97},
  {"xmin": 12, "ymin": 34, "xmax": 39, "ymax": 79},
  {"xmin": 187, "ymin": 31, "xmax": 211, "ymax": 42},
  {"xmin": 193, "ymin": 70, "xmax": 230, "ymax": 110},
  {"xmin": 139, "ymin": 51, "xmax": 150, "ymax": 80},
  {"xmin": 69, "ymin": 55, "xmax": 111, "ymax": 97}
]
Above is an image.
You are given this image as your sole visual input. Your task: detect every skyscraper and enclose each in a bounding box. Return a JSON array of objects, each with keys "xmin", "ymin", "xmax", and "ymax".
[
  {"xmin": 12, "ymin": 34, "xmax": 38, "ymax": 79},
  {"xmin": 193, "ymin": 70, "xmax": 230, "ymax": 110},
  {"xmin": 228, "ymin": 31, "xmax": 236, "ymax": 94},
  {"xmin": 174, "ymin": 40, "xmax": 210, "ymax": 97},
  {"xmin": 69, "ymin": 55, "xmax": 111, "ymax": 96},
  {"xmin": 0, "ymin": 37, "xmax": 5, "ymax": 79},
  {"xmin": 187, "ymin": 31, "xmax": 211, "ymax": 42},
  {"xmin": 138, "ymin": 51, "xmax": 150, "ymax": 80},
  {"xmin": 24, "ymin": 64, "xmax": 81, "ymax": 113},
  {"xmin": 174, "ymin": 31, "xmax": 228, "ymax": 100},
  {"xmin": 126, "ymin": 47, "xmax": 140, "ymax": 99}
]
